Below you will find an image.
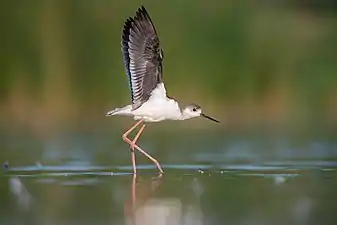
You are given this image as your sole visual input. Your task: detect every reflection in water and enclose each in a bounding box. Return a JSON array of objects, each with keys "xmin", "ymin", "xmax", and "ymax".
[
  {"xmin": 9, "ymin": 177, "xmax": 33, "ymax": 211},
  {"xmin": 125, "ymin": 174, "xmax": 204, "ymax": 225},
  {"xmin": 2, "ymin": 165, "xmax": 337, "ymax": 225},
  {"xmin": 124, "ymin": 174, "xmax": 165, "ymax": 225},
  {"xmin": 290, "ymin": 196, "xmax": 313, "ymax": 225}
]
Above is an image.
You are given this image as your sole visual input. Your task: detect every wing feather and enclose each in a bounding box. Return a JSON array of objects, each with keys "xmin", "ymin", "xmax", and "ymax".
[{"xmin": 121, "ymin": 6, "xmax": 164, "ymax": 110}]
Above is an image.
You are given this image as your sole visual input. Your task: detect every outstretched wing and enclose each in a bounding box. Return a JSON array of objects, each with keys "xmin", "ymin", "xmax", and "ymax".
[{"xmin": 122, "ymin": 6, "xmax": 164, "ymax": 110}]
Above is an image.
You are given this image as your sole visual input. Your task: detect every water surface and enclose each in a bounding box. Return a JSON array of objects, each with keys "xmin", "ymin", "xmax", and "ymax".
[{"xmin": 1, "ymin": 129, "xmax": 337, "ymax": 225}]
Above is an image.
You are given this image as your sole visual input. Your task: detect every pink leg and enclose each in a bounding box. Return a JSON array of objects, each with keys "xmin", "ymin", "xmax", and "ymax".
[
  {"xmin": 132, "ymin": 173, "xmax": 136, "ymax": 211},
  {"xmin": 122, "ymin": 120, "xmax": 144, "ymax": 139},
  {"xmin": 131, "ymin": 124, "xmax": 146, "ymax": 151},
  {"xmin": 130, "ymin": 148, "xmax": 136, "ymax": 175},
  {"xmin": 129, "ymin": 124, "xmax": 145, "ymax": 174},
  {"xmin": 122, "ymin": 121, "xmax": 164, "ymax": 174},
  {"xmin": 122, "ymin": 120, "xmax": 143, "ymax": 174}
]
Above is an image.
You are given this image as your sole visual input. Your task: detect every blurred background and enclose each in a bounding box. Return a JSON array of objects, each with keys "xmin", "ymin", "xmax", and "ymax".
[
  {"xmin": 1, "ymin": 0, "xmax": 337, "ymax": 133},
  {"xmin": 1, "ymin": 0, "xmax": 337, "ymax": 224}
]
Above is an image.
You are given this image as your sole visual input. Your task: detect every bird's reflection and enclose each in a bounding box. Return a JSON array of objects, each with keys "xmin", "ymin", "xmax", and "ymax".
[
  {"xmin": 125, "ymin": 173, "xmax": 163, "ymax": 225},
  {"xmin": 124, "ymin": 173, "xmax": 205, "ymax": 225},
  {"xmin": 9, "ymin": 177, "xmax": 34, "ymax": 211}
]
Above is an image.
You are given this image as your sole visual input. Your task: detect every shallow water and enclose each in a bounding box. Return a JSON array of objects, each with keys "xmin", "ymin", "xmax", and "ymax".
[
  {"xmin": 2, "ymin": 165, "xmax": 337, "ymax": 225},
  {"xmin": 1, "ymin": 128, "xmax": 337, "ymax": 225}
]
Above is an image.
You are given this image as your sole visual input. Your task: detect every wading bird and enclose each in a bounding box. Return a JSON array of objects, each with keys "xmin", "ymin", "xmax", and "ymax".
[{"xmin": 106, "ymin": 6, "xmax": 219, "ymax": 174}]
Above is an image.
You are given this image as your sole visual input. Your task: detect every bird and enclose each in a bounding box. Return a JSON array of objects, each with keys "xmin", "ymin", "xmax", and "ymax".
[{"xmin": 106, "ymin": 6, "xmax": 219, "ymax": 175}]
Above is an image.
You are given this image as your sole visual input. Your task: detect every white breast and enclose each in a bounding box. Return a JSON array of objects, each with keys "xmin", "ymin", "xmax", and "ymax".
[{"xmin": 132, "ymin": 83, "xmax": 182, "ymax": 122}]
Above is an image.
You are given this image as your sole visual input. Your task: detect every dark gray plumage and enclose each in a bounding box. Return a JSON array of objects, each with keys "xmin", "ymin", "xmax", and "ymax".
[{"xmin": 122, "ymin": 6, "xmax": 164, "ymax": 110}]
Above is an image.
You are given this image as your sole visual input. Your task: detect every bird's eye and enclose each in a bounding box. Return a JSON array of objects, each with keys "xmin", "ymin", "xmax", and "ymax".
[{"xmin": 192, "ymin": 108, "xmax": 197, "ymax": 112}]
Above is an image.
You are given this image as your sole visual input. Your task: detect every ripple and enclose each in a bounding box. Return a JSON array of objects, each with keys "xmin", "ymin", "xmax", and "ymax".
[{"xmin": 3, "ymin": 161, "xmax": 337, "ymax": 179}]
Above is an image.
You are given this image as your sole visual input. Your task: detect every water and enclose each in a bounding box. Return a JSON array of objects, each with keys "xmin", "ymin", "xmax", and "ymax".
[{"xmin": 1, "ymin": 128, "xmax": 337, "ymax": 225}]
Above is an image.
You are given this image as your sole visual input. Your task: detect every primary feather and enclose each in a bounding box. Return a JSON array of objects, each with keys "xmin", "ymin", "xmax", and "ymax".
[{"xmin": 121, "ymin": 6, "xmax": 164, "ymax": 110}]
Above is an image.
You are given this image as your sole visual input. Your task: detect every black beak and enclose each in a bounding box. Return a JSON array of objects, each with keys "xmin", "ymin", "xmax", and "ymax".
[{"xmin": 201, "ymin": 113, "xmax": 220, "ymax": 123}]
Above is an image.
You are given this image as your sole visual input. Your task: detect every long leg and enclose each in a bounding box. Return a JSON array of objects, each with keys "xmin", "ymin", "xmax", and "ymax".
[
  {"xmin": 122, "ymin": 120, "xmax": 143, "ymax": 140},
  {"xmin": 124, "ymin": 133, "xmax": 164, "ymax": 174},
  {"xmin": 130, "ymin": 147, "xmax": 136, "ymax": 175},
  {"xmin": 122, "ymin": 120, "xmax": 143, "ymax": 174},
  {"xmin": 131, "ymin": 124, "xmax": 146, "ymax": 151},
  {"xmin": 122, "ymin": 121, "xmax": 164, "ymax": 174},
  {"xmin": 129, "ymin": 124, "xmax": 146, "ymax": 174},
  {"xmin": 132, "ymin": 173, "xmax": 136, "ymax": 212}
]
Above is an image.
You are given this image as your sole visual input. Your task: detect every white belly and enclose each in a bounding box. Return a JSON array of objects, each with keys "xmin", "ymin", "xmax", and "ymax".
[{"xmin": 133, "ymin": 97, "xmax": 181, "ymax": 122}]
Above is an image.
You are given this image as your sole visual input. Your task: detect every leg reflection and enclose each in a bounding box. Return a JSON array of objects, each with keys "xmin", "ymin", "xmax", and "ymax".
[
  {"xmin": 125, "ymin": 174, "xmax": 163, "ymax": 225},
  {"xmin": 124, "ymin": 175, "xmax": 204, "ymax": 225}
]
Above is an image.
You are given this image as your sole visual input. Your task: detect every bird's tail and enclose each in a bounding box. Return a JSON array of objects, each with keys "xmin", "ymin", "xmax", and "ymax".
[{"xmin": 106, "ymin": 105, "xmax": 132, "ymax": 116}]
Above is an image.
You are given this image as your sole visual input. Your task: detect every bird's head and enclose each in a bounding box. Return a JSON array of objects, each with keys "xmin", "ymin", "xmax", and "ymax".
[{"xmin": 182, "ymin": 104, "xmax": 220, "ymax": 123}]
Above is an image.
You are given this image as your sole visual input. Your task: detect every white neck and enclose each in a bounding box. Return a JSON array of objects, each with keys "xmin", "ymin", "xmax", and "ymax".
[{"xmin": 176, "ymin": 108, "xmax": 197, "ymax": 121}]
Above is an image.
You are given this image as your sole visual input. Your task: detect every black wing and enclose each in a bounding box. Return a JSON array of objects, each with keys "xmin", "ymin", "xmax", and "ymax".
[{"xmin": 122, "ymin": 6, "xmax": 164, "ymax": 110}]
